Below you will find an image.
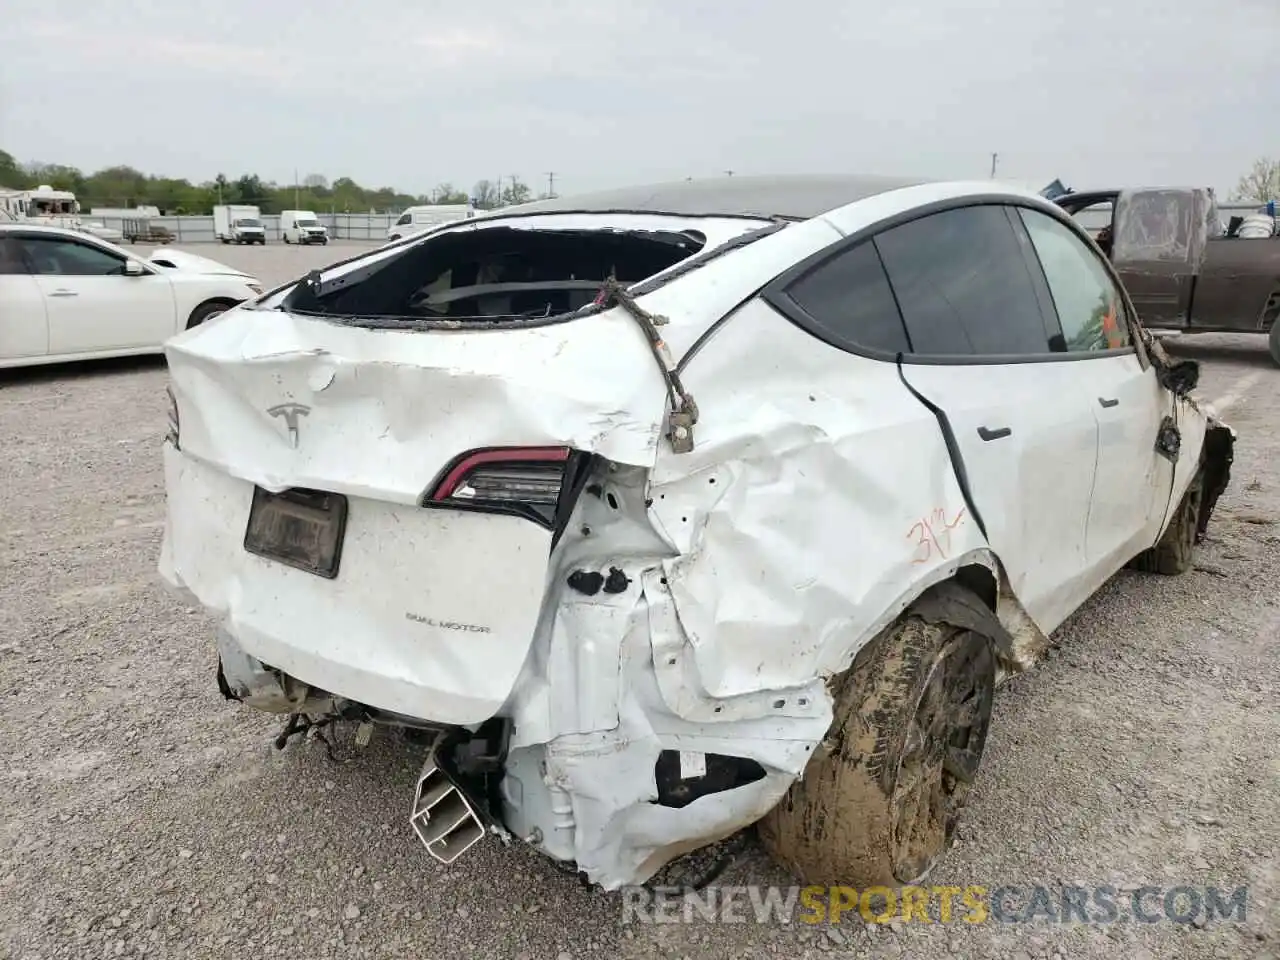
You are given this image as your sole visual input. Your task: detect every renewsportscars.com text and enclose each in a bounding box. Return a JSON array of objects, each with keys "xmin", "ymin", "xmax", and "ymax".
[{"xmin": 620, "ymin": 884, "xmax": 1249, "ymax": 926}]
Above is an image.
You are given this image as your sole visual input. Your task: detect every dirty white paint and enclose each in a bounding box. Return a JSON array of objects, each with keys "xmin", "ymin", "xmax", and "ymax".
[{"xmin": 159, "ymin": 181, "xmax": 1222, "ymax": 891}]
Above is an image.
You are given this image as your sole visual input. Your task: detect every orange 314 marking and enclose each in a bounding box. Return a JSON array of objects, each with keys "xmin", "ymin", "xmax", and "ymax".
[{"xmin": 908, "ymin": 507, "xmax": 968, "ymax": 564}]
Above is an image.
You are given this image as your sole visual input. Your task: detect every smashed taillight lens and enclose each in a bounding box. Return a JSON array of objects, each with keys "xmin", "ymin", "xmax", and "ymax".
[{"xmin": 428, "ymin": 447, "xmax": 571, "ymax": 527}]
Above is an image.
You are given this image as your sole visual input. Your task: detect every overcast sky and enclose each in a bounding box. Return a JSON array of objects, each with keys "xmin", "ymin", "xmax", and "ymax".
[{"xmin": 1, "ymin": 0, "xmax": 1275, "ymax": 198}]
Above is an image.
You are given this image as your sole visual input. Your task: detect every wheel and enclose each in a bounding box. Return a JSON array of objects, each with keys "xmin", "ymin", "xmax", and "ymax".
[
  {"xmin": 283, "ymin": 234, "xmax": 291, "ymax": 244},
  {"xmin": 758, "ymin": 602, "xmax": 996, "ymax": 886},
  {"xmin": 1130, "ymin": 469, "xmax": 1204, "ymax": 575},
  {"xmin": 186, "ymin": 300, "xmax": 232, "ymax": 329},
  {"xmin": 221, "ymin": 238, "xmax": 230, "ymax": 245},
  {"xmin": 1269, "ymin": 322, "xmax": 1280, "ymax": 366},
  {"xmin": 389, "ymin": 234, "xmax": 400, "ymax": 242}
]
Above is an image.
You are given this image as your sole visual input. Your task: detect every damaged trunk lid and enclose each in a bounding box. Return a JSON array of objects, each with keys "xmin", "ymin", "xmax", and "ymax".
[{"xmin": 159, "ymin": 216, "xmax": 755, "ymax": 725}]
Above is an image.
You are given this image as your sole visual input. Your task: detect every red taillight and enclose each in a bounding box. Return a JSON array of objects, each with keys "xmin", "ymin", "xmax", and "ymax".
[{"xmin": 428, "ymin": 447, "xmax": 572, "ymax": 528}]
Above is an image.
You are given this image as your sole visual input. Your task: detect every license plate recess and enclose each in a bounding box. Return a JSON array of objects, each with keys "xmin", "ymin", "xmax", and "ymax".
[{"xmin": 243, "ymin": 486, "xmax": 348, "ymax": 578}]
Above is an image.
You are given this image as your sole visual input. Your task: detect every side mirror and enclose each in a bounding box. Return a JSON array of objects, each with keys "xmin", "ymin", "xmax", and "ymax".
[
  {"xmin": 1157, "ymin": 358, "xmax": 1200, "ymax": 397},
  {"xmin": 123, "ymin": 259, "xmax": 147, "ymax": 276}
]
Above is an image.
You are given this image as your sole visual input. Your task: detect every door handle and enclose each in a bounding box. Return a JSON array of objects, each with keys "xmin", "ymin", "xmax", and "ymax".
[
  {"xmin": 1098, "ymin": 397, "xmax": 1120, "ymax": 408},
  {"xmin": 978, "ymin": 426, "xmax": 1012, "ymax": 442},
  {"xmin": 48, "ymin": 290, "xmax": 78, "ymax": 297}
]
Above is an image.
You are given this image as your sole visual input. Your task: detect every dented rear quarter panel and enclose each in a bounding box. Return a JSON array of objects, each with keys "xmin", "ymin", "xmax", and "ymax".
[{"xmin": 645, "ymin": 296, "xmax": 988, "ymax": 712}]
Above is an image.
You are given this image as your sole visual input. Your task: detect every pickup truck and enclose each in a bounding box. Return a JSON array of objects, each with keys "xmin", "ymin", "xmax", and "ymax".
[{"xmin": 1052, "ymin": 187, "xmax": 1280, "ymax": 364}]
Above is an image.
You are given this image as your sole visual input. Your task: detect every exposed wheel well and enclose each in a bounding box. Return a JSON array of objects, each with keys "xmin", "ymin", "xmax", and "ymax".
[{"xmin": 953, "ymin": 563, "xmax": 998, "ymax": 611}]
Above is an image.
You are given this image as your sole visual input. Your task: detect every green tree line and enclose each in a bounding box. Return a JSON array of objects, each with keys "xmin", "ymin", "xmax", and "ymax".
[{"xmin": 0, "ymin": 148, "xmax": 543, "ymax": 214}]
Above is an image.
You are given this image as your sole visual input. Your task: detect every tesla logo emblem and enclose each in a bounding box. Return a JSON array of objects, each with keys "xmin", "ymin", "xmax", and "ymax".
[{"xmin": 267, "ymin": 403, "xmax": 310, "ymax": 448}]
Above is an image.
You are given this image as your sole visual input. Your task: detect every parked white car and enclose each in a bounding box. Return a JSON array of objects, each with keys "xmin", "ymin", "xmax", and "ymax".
[
  {"xmin": 158, "ymin": 176, "xmax": 1235, "ymax": 892},
  {"xmin": 0, "ymin": 223, "xmax": 263, "ymax": 369}
]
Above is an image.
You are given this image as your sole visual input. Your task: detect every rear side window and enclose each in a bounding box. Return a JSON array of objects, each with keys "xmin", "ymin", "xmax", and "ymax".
[
  {"xmin": 0, "ymin": 237, "xmax": 27, "ymax": 275},
  {"xmin": 1018, "ymin": 208, "xmax": 1132, "ymax": 352},
  {"xmin": 782, "ymin": 241, "xmax": 910, "ymax": 353},
  {"xmin": 874, "ymin": 205, "xmax": 1052, "ymax": 356}
]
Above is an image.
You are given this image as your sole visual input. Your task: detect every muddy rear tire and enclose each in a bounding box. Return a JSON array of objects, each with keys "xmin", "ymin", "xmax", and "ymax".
[
  {"xmin": 757, "ymin": 602, "xmax": 996, "ymax": 887},
  {"xmin": 1130, "ymin": 469, "xmax": 1204, "ymax": 575}
]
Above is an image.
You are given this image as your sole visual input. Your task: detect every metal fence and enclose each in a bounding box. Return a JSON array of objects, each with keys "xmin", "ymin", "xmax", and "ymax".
[
  {"xmin": 90, "ymin": 212, "xmax": 400, "ymax": 244},
  {"xmin": 85, "ymin": 202, "xmax": 1271, "ymax": 244}
]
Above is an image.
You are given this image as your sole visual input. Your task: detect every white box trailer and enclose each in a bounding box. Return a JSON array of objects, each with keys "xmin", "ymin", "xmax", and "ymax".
[{"xmin": 213, "ymin": 205, "xmax": 267, "ymax": 245}]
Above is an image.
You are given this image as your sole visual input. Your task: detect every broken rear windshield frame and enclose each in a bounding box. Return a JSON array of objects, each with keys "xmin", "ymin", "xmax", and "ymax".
[{"xmin": 269, "ymin": 215, "xmax": 789, "ymax": 332}]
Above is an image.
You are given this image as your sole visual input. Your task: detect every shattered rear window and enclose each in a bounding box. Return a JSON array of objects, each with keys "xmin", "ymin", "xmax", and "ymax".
[{"xmin": 282, "ymin": 225, "xmax": 709, "ymax": 324}]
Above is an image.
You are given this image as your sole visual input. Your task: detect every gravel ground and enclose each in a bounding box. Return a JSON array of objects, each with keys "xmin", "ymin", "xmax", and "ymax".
[{"xmin": 0, "ymin": 302, "xmax": 1277, "ymax": 959}]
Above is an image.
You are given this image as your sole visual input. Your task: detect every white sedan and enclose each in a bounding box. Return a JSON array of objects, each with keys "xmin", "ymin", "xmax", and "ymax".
[{"xmin": 0, "ymin": 223, "xmax": 262, "ymax": 369}]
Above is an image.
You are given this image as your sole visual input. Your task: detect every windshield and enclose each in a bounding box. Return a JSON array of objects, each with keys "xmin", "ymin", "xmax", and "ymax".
[
  {"xmin": 297, "ymin": 218, "xmax": 319, "ymax": 226},
  {"xmin": 236, "ymin": 218, "xmax": 263, "ymax": 228},
  {"xmin": 32, "ymin": 201, "xmax": 76, "ymax": 216}
]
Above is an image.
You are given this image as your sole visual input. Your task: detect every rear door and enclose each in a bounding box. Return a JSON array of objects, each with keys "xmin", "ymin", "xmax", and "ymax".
[
  {"xmin": 1016, "ymin": 206, "xmax": 1175, "ymax": 577},
  {"xmin": 879, "ymin": 204, "xmax": 1103, "ymax": 633},
  {"xmin": 17, "ymin": 235, "xmax": 177, "ymax": 354},
  {"xmin": 0, "ymin": 235, "xmax": 48, "ymax": 360}
]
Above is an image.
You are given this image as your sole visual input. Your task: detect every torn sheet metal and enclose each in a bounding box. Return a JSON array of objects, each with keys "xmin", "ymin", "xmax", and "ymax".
[
  {"xmin": 644, "ymin": 298, "xmax": 990, "ymax": 706},
  {"xmin": 163, "ymin": 306, "xmax": 671, "ymax": 501},
  {"xmin": 499, "ymin": 585, "xmax": 830, "ymax": 890}
]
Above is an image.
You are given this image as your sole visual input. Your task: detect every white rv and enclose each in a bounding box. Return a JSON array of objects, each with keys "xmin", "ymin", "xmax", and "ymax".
[
  {"xmin": 17, "ymin": 184, "xmax": 80, "ymax": 220},
  {"xmin": 386, "ymin": 203, "xmax": 475, "ymax": 241}
]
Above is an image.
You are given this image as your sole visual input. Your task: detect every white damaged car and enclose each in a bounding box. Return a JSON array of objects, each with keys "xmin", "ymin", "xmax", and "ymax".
[
  {"xmin": 0, "ymin": 223, "xmax": 262, "ymax": 369},
  {"xmin": 157, "ymin": 176, "xmax": 1235, "ymax": 891}
]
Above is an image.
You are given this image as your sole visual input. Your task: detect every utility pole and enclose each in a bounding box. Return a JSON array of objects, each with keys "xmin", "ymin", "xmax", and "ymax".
[
  {"xmin": 546, "ymin": 171, "xmax": 556, "ymax": 197},
  {"xmin": 294, "ymin": 168, "xmax": 299, "ymax": 208},
  {"xmin": 989, "ymin": 153, "xmax": 998, "ymax": 179}
]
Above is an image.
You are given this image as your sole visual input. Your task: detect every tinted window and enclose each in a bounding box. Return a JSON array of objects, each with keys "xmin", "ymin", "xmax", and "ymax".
[
  {"xmin": 19, "ymin": 237, "xmax": 125, "ymax": 276},
  {"xmin": 874, "ymin": 205, "xmax": 1052, "ymax": 356},
  {"xmin": 1019, "ymin": 208, "xmax": 1131, "ymax": 352},
  {"xmin": 783, "ymin": 241, "xmax": 910, "ymax": 353},
  {"xmin": 0, "ymin": 237, "xmax": 27, "ymax": 275}
]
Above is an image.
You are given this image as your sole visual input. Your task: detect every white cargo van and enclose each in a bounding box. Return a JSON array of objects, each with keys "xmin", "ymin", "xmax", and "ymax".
[
  {"xmin": 281, "ymin": 210, "xmax": 328, "ymax": 245},
  {"xmin": 213, "ymin": 205, "xmax": 267, "ymax": 245},
  {"xmin": 386, "ymin": 203, "xmax": 475, "ymax": 241}
]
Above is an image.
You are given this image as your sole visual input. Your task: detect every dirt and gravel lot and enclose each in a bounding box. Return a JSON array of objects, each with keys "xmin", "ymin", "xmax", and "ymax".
[{"xmin": 0, "ymin": 242, "xmax": 1276, "ymax": 960}]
